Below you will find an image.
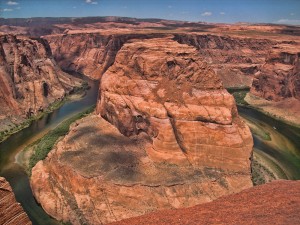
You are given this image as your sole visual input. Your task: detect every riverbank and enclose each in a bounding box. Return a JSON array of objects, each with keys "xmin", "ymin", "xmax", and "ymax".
[
  {"xmin": 18, "ymin": 105, "xmax": 95, "ymax": 175},
  {"xmin": 0, "ymin": 81, "xmax": 89, "ymax": 144},
  {"xmin": 244, "ymin": 93, "xmax": 300, "ymax": 128}
]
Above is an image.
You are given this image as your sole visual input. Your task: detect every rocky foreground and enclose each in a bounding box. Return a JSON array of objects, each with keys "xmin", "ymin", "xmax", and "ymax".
[
  {"xmin": 0, "ymin": 177, "xmax": 31, "ymax": 225},
  {"xmin": 0, "ymin": 34, "xmax": 83, "ymax": 134},
  {"xmin": 31, "ymin": 37, "xmax": 253, "ymax": 224},
  {"xmin": 111, "ymin": 180, "xmax": 300, "ymax": 225}
]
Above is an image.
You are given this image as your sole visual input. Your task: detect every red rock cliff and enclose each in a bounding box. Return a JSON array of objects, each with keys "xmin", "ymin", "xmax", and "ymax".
[
  {"xmin": 0, "ymin": 177, "xmax": 31, "ymax": 225},
  {"xmin": 0, "ymin": 34, "xmax": 82, "ymax": 133},
  {"xmin": 174, "ymin": 34, "xmax": 273, "ymax": 88},
  {"xmin": 251, "ymin": 45, "xmax": 300, "ymax": 101},
  {"xmin": 97, "ymin": 37, "xmax": 253, "ymax": 170},
  {"xmin": 45, "ymin": 33, "xmax": 164, "ymax": 80}
]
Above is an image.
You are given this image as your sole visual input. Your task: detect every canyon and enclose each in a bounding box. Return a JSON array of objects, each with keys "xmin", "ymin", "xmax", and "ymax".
[
  {"xmin": 0, "ymin": 34, "xmax": 84, "ymax": 139},
  {"xmin": 0, "ymin": 17, "xmax": 299, "ymax": 225}
]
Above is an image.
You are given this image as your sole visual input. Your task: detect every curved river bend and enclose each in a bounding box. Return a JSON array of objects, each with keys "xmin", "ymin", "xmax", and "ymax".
[
  {"xmin": 0, "ymin": 77, "xmax": 99, "ymax": 225},
  {"xmin": 0, "ymin": 86, "xmax": 299, "ymax": 224}
]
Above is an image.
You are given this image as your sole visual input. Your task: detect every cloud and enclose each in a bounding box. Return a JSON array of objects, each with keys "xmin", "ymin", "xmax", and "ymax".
[
  {"xmin": 201, "ymin": 11, "xmax": 212, "ymax": 16},
  {"xmin": 290, "ymin": 13, "xmax": 295, "ymax": 16},
  {"xmin": 220, "ymin": 12, "xmax": 225, "ymax": 15},
  {"xmin": 276, "ymin": 19, "xmax": 300, "ymax": 25},
  {"xmin": 168, "ymin": 5, "xmax": 172, "ymax": 8},
  {"xmin": 7, "ymin": 1, "xmax": 18, "ymax": 5},
  {"xmin": 3, "ymin": 8, "xmax": 13, "ymax": 11},
  {"xmin": 85, "ymin": 0, "xmax": 98, "ymax": 4}
]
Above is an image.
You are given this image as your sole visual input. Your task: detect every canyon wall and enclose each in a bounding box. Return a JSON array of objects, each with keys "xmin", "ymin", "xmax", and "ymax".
[
  {"xmin": 0, "ymin": 34, "xmax": 82, "ymax": 133},
  {"xmin": 45, "ymin": 33, "xmax": 164, "ymax": 80},
  {"xmin": 251, "ymin": 46, "xmax": 300, "ymax": 101},
  {"xmin": 31, "ymin": 37, "xmax": 253, "ymax": 224},
  {"xmin": 0, "ymin": 177, "xmax": 31, "ymax": 225},
  {"xmin": 174, "ymin": 34, "xmax": 273, "ymax": 88}
]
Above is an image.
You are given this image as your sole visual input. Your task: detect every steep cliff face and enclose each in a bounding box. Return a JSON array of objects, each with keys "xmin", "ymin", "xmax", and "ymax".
[
  {"xmin": 0, "ymin": 177, "xmax": 31, "ymax": 225},
  {"xmin": 45, "ymin": 33, "xmax": 164, "ymax": 80},
  {"xmin": 31, "ymin": 37, "xmax": 253, "ymax": 225},
  {"xmin": 251, "ymin": 46, "xmax": 300, "ymax": 101},
  {"xmin": 0, "ymin": 34, "xmax": 82, "ymax": 132},
  {"xmin": 174, "ymin": 34, "xmax": 273, "ymax": 88},
  {"xmin": 98, "ymin": 37, "xmax": 253, "ymax": 169}
]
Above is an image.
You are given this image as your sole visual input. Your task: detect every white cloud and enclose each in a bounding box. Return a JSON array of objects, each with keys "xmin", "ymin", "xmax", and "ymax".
[
  {"xmin": 276, "ymin": 19, "xmax": 300, "ymax": 25},
  {"xmin": 201, "ymin": 11, "xmax": 212, "ymax": 16},
  {"xmin": 3, "ymin": 8, "xmax": 13, "ymax": 11},
  {"xmin": 220, "ymin": 12, "xmax": 225, "ymax": 15},
  {"xmin": 7, "ymin": 1, "xmax": 18, "ymax": 5},
  {"xmin": 16, "ymin": 6, "xmax": 21, "ymax": 9},
  {"xmin": 85, "ymin": 0, "xmax": 98, "ymax": 4},
  {"xmin": 290, "ymin": 13, "xmax": 295, "ymax": 16}
]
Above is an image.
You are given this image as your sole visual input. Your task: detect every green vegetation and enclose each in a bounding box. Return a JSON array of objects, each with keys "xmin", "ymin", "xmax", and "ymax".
[
  {"xmin": 0, "ymin": 82, "xmax": 89, "ymax": 143},
  {"xmin": 251, "ymin": 158, "xmax": 277, "ymax": 186},
  {"xmin": 26, "ymin": 105, "xmax": 95, "ymax": 175},
  {"xmin": 226, "ymin": 88, "xmax": 250, "ymax": 105}
]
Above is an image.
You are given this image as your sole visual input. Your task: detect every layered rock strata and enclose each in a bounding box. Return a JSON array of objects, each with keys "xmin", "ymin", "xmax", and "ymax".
[
  {"xmin": 45, "ymin": 33, "xmax": 164, "ymax": 79},
  {"xmin": 174, "ymin": 34, "xmax": 273, "ymax": 88},
  {"xmin": 251, "ymin": 45, "xmax": 300, "ymax": 101},
  {"xmin": 97, "ymin": 37, "xmax": 253, "ymax": 169},
  {"xmin": 0, "ymin": 177, "xmax": 31, "ymax": 225},
  {"xmin": 31, "ymin": 37, "xmax": 253, "ymax": 224},
  {"xmin": 112, "ymin": 180, "xmax": 300, "ymax": 225},
  {"xmin": 0, "ymin": 34, "xmax": 82, "ymax": 132}
]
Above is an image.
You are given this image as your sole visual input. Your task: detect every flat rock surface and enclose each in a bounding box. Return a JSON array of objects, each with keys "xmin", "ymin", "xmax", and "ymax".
[{"xmin": 111, "ymin": 180, "xmax": 300, "ymax": 225}]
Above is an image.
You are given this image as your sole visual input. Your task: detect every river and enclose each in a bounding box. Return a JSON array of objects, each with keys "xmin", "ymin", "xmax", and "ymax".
[
  {"xmin": 0, "ymin": 87, "xmax": 299, "ymax": 224},
  {"xmin": 0, "ymin": 77, "xmax": 99, "ymax": 225}
]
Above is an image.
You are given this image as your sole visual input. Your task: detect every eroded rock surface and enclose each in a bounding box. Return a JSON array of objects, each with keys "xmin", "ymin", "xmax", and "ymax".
[
  {"xmin": 97, "ymin": 37, "xmax": 253, "ymax": 169},
  {"xmin": 174, "ymin": 34, "xmax": 273, "ymax": 88},
  {"xmin": 111, "ymin": 180, "xmax": 300, "ymax": 225},
  {"xmin": 31, "ymin": 37, "xmax": 253, "ymax": 224},
  {"xmin": 0, "ymin": 177, "xmax": 31, "ymax": 225},
  {"xmin": 0, "ymin": 34, "xmax": 82, "ymax": 132},
  {"xmin": 45, "ymin": 33, "xmax": 164, "ymax": 79},
  {"xmin": 251, "ymin": 44, "xmax": 300, "ymax": 101}
]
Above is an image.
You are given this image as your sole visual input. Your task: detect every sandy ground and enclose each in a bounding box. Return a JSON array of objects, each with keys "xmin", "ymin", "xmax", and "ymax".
[{"xmin": 245, "ymin": 93, "xmax": 300, "ymax": 127}]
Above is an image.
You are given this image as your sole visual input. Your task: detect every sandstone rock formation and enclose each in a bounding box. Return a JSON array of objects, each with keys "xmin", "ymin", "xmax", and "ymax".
[
  {"xmin": 0, "ymin": 34, "xmax": 82, "ymax": 133},
  {"xmin": 45, "ymin": 33, "xmax": 164, "ymax": 79},
  {"xmin": 111, "ymin": 180, "xmax": 300, "ymax": 225},
  {"xmin": 31, "ymin": 37, "xmax": 253, "ymax": 224},
  {"xmin": 174, "ymin": 34, "xmax": 273, "ymax": 88},
  {"xmin": 97, "ymin": 37, "xmax": 253, "ymax": 169},
  {"xmin": 0, "ymin": 177, "xmax": 31, "ymax": 225},
  {"xmin": 251, "ymin": 45, "xmax": 300, "ymax": 101}
]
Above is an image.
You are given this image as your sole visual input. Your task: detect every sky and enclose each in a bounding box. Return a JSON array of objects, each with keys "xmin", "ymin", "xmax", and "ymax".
[{"xmin": 0, "ymin": 0, "xmax": 300, "ymax": 25}]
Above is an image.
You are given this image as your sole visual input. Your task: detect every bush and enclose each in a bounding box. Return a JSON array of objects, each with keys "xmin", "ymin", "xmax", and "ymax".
[{"xmin": 28, "ymin": 105, "xmax": 95, "ymax": 175}]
